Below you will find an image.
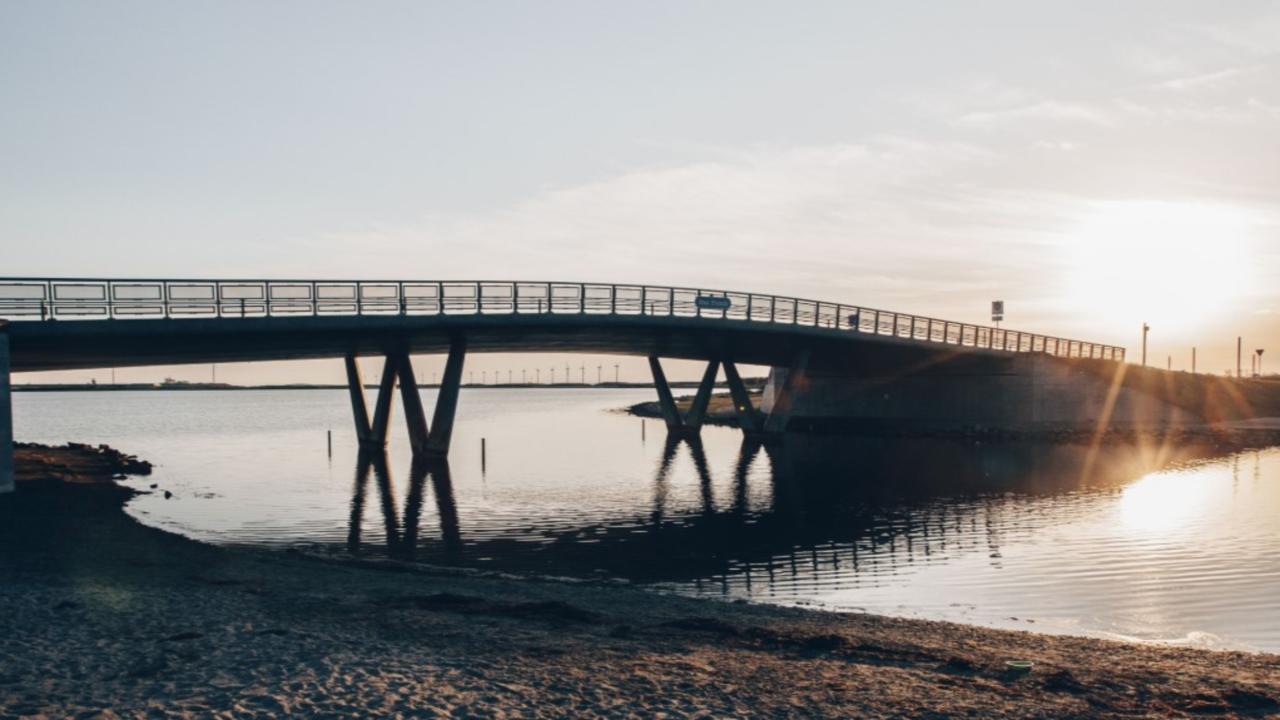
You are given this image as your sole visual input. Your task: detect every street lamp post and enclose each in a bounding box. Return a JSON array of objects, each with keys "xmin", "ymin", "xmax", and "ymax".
[{"xmin": 1141, "ymin": 323, "xmax": 1149, "ymax": 367}]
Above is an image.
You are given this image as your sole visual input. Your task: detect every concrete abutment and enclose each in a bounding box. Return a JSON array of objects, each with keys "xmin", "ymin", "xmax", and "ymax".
[
  {"xmin": 763, "ymin": 352, "xmax": 1199, "ymax": 431},
  {"xmin": 0, "ymin": 323, "xmax": 13, "ymax": 494}
]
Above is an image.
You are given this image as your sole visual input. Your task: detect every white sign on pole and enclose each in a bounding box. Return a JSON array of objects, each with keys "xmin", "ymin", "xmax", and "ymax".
[{"xmin": 991, "ymin": 300, "xmax": 1004, "ymax": 322}]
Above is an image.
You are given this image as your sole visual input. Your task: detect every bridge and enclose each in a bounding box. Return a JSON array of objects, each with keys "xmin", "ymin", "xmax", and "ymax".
[{"xmin": 0, "ymin": 277, "xmax": 1127, "ymax": 493}]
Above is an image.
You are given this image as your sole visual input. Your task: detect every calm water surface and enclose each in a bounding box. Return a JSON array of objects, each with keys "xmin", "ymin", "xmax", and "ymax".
[{"xmin": 13, "ymin": 389, "xmax": 1280, "ymax": 652}]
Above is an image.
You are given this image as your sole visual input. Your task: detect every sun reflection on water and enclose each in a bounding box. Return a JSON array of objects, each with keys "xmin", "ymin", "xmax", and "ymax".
[{"xmin": 1117, "ymin": 464, "xmax": 1225, "ymax": 534}]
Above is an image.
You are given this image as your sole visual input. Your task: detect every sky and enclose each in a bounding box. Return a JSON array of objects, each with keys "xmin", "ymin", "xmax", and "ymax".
[{"xmin": 3, "ymin": 1, "xmax": 1278, "ymax": 384}]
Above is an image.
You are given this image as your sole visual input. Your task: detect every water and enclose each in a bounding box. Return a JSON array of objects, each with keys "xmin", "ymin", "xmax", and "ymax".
[{"xmin": 12, "ymin": 389, "xmax": 1280, "ymax": 652}]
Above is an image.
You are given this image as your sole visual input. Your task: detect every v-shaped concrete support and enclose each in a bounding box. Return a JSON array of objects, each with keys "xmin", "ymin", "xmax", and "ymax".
[
  {"xmin": 345, "ymin": 337, "xmax": 467, "ymax": 458},
  {"xmin": 648, "ymin": 356, "xmax": 721, "ymax": 435},
  {"xmin": 344, "ymin": 354, "xmax": 372, "ymax": 445},
  {"xmin": 722, "ymin": 360, "xmax": 762, "ymax": 434}
]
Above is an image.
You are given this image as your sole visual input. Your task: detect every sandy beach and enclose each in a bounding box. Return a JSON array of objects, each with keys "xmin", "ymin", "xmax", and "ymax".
[{"xmin": 2, "ymin": 444, "xmax": 1278, "ymax": 719}]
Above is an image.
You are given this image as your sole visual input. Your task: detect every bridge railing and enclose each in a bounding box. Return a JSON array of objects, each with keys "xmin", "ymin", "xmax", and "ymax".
[{"xmin": 0, "ymin": 278, "xmax": 1125, "ymax": 361}]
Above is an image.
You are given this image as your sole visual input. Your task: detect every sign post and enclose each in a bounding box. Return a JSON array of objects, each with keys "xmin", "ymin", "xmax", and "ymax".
[{"xmin": 991, "ymin": 301, "xmax": 1004, "ymax": 328}]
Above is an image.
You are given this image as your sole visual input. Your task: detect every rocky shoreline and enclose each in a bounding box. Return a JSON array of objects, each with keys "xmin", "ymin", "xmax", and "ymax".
[{"xmin": 2, "ymin": 443, "xmax": 1278, "ymax": 717}]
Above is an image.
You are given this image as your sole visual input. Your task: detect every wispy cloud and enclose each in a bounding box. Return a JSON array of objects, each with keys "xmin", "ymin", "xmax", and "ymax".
[{"xmin": 956, "ymin": 100, "xmax": 1113, "ymax": 128}]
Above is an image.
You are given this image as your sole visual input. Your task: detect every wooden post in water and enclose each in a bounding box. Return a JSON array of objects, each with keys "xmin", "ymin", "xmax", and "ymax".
[
  {"xmin": 481, "ymin": 437, "xmax": 486, "ymax": 473},
  {"xmin": 327, "ymin": 429, "xmax": 332, "ymax": 457}
]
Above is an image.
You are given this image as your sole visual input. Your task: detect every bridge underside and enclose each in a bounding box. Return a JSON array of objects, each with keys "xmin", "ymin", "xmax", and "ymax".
[
  {"xmin": 1, "ymin": 313, "xmax": 1141, "ymax": 495},
  {"xmin": 3, "ymin": 313, "xmax": 983, "ymax": 374}
]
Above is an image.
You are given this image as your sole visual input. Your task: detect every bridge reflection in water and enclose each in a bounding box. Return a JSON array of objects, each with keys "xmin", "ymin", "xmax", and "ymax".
[
  {"xmin": 348, "ymin": 451, "xmax": 461, "ymax": 560},
  {"xmin": 343, "ymin": 430, "xmax": 1234, "ymax": 599}
]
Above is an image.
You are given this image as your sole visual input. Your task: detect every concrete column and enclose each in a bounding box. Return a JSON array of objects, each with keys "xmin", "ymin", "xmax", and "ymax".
[
  {"xmin": 0, "ymin": 324, "xmax": 13, "ymax": 494},
  {"xmin": 647, "ymin": 356, "xmax": 684, "ymax": 431},
  {"xmin": 763, "ymin": 349, "xmax": 811, "ymax": 433},
  {"xmin": 723, "ymin": 360, "xmax": 761, "ymax": 434},
  {"xmin": 370, "ymin": 355, "xmax": 399, "ymax": 445},
  {"xmin": 684, "ymin": 359, "xmax": 721, "ymax": 431},
  {"xmin": 344, "ymin": 354, "xmax": 372, "ymax": 445},
  {"xmin": 394, "ymin": 352, "xmax": 430, "ymax": 455},
  {"xmin": 426, "ymin": 337, "xmax": 467, "ymax": 456}
]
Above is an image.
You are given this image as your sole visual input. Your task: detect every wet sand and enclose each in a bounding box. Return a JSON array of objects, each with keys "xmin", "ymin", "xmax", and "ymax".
[{"xmin": 1, "ymin": 445, "xmax": 1278, "ymax": 718}]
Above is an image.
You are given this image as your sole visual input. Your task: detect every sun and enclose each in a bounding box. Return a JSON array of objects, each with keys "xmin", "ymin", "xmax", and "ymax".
[{"xmin": 1061, "ymin": 201, "xmax": 1255, "ymax": 334}]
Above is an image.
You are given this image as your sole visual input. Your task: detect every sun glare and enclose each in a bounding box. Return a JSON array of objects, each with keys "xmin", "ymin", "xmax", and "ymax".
[
  {"xmin": 1062, "ymin": 201, "xmax": 1255, "ymax": 333},
  {"xmin": 1118, "ymin": 468, "xmax": 1221, "ymax": 534}
]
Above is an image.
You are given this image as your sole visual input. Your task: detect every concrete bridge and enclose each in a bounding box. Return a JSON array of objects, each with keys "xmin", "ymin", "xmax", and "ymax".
[{"xmin": 0, "ymin": 277, "xmax": 1127, "ymax": 493}]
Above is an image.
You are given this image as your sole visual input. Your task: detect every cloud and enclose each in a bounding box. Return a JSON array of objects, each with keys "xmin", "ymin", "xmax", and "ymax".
[
  {"xmin": 1151, "ymin": 65, "xmax": 1256, "ymax": 92},
  {"xmin": 956, "ymin": 101, "xmax": 1113, "ymax": 129}
]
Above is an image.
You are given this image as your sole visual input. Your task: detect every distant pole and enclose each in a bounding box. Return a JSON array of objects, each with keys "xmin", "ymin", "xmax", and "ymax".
[
  {"xmin": 327, "ymin": 429, "xmax": 332, "ymax": 457},
  {"xmin": 550, "ymin": 367, "xmax": 555, "ymax": 384},
  {"xmin": 614, "ymin": 364, "xmax": 620, "ymax": 383},
  {"xmin": 111, "ymin": 368, "xmax": 116, "ymax": 385},
  {"xmin": 481, "ymin": 437, "xmax": 486, "ymax": 473},
  {"xmin": 212, "ymin": 364, "xmax": 217, "ymax": 383},
  {"xmin": 1238, "ymin": 337, "xmax": 1243, "ymax": 378},
  {"xmin": 469, "ymin": 371, "xmax": 474, "ymax": 385},
  {"xmin": 597, "ymin": 365, "xmax": 602, "ymax": 384},
  {"xmin": 1258, "ymin": 349, "xmax": 1266, "ymax": 377},
  {"xmin": 579, "ymin": 365, "xmax": 585, "ymax": 384},
  {"xmin": 1141, "ymin": 323, "xmax": 1149, "ymax": 367},
  {"xmin": 522, "ymin": 369, "xmax": 527, "ymax": 383},
  {"xmin": 536, "ymin": 368, "xmax": 540, "ymax": 384},
  {"xmin": 1167, "ymin": 355, "xmax": 1171, "ymax": 371},
  {"xmin": 1192, "ymin": 347, "xmax": 1197, "ymax": 374}
]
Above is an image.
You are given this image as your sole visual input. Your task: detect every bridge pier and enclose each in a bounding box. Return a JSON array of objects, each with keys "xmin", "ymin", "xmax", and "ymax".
[
  {"xmin": 648, "ymin": 356, "xmax": 721, "ymax": 437},
  {"xmin": 427, "ymin": 339, "xmax": 467, "ymax": 456},
  {"xmin": 344, "ymin": 354, "xmax": 373, "ymax": 445},
  {"xmin": 1, "ymin": 323, "xmax": 13, "ymax": 494},
  {"xmin": 344, "ymin": 337, "xmax": 467, "ymax": 458},
  {"xmin": 761, "ymin": 350, "xmax": 810, "ymax": 434},
  {"xmin": 723, "ymin": 360, "xmax": 763, "ymax": 435}
]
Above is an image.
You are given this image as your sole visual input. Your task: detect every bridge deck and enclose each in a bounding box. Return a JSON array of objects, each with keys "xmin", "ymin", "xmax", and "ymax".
[{"xmin": 0, "ymin": 278, "xmax": 1123, "ymax": 371}]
